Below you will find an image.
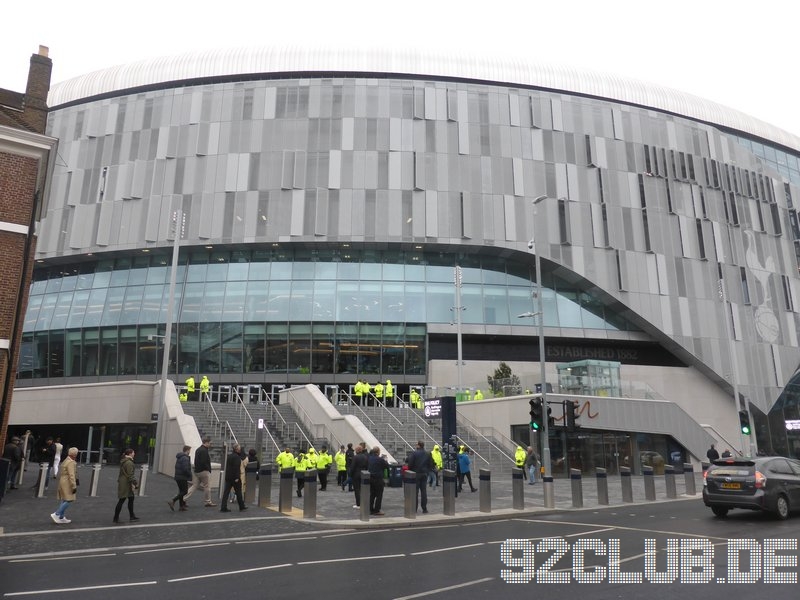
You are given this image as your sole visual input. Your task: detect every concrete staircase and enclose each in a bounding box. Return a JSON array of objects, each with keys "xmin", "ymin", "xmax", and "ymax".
[{"xmin": 182, "ymin": 399, "xmax": 516, "ymax": 474}]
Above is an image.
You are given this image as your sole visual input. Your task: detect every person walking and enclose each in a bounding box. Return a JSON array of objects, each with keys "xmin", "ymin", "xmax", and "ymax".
[
  {"xmin": 458, "ymin": 446, "xmax": 477, "ymax": 492},
  {"xmin": 428, "ymin": 443, "xmax": 442, "ymax": 488},
  {"xmin": 316, "ymin": 446, "xmax": 333, "ymax": 491},
  {"xmin": 367, "ymin": 447, "xmax": 389, "ymax": 516},
  {"xmin": 185, "ymin": 375, "xmax": 196, "ymax": 402},
  {"xmin": 276, "ymin": 446, "xmax": 295, "ymax": 473},
  {"xmin": 335, "ymin": 445, "xmax": 347, "ymax": 490},
  {"xmin": 524, "ymin": 446, "xmax": 540, "ymax": 484},
  {"xmin": 515, "ymin": 445, "xmax": 527, "ymax": 480},
  {"xmin": 50, "ymin": 447, "xmax": 78, "ymax": 524},
  {"xmin": 344, "ymin": 443, "xmax": 355, "ymax": 491},
  {"xmin": 3, "ymin": 436, "xmax": 22, "ymax": 490},
  {"xmin": 113, "ymin": 448, "xmax": 139, "ymax": 523},
  {"xmin": 52, "ymin": 437, "xmax": 63, "ymax": 479},
  {"xmin": 350, "ymin": 445, "xmax": 368, "ymax": 508},
  {"xmin": 406, "ymin": 441, "xmax": 432, "ymax": 513},
  {"xmin": 184, "ymin": 436, "xmax": 215, "ymax": 507},
  {"xmin": 199, "ymin": 375, "xmax": 211, "ymax": 401},
  {"xmin": 220, "ymin": 444, "xmax": 247, "ymax": 512},
  {"xmin": 168, "ymin": 445, "xmax": 192, "ymax": 512},
  {"xmin": 41, "ymin": 437, "xmax": 56, "ymax": 489},
  {"xmin": 706, "ymin": 444, "xmax": 720, "ymax": 461}
]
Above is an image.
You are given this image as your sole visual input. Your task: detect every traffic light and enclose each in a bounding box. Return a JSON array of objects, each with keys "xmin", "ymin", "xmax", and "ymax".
[
  {"xmin": 529, "ymin": 398, "xmax": 542, "ymax": 431},
  {"xmin": 566, "ymin": 401, "xmax": 579, "ymax": 432},
  {"xmin": 739, "ymin": 410, "xmax": 751, "ymax": 435}
]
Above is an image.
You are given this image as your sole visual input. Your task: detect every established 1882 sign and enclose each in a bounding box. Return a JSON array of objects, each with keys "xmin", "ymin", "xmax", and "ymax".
[{"xmin": 423, "ymin": 398, "xmax": 442, "ymax": 418}]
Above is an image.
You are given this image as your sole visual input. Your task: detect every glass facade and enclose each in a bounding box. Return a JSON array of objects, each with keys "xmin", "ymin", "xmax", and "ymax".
[{"xmin": 18, "ymin": 248, "xmax": 639, "ymax": 381}]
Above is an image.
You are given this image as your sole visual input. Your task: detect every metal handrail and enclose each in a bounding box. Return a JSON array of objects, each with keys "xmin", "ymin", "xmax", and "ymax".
[
  {"xmin": 260, "ymin": 388, "xmax": 288, "ymax": 436},
  {"xmin": 341, "ymin": 393, "xmax": 376, "ymax": 426},
  {"xmin": 232, "ymin": 387, "xmax": 256, "ymax": 438},
  {"xmin": 224, "ymin": 420, "xmax": 238, "ymax": 447},
  {"xmin": 456, "ymin": 412, "xmax": 516, "ymax": 461},
  {"xmin": 287, "ymin": 392, "xmax": 342, "ymax": 450},
  {"xmin": 413, "ymin": 422, "xmax": 439, "ymax": 447},
  {"xmin": 375, "ymin": 397, "xmax": 405, "ymax": 428},
  {"xmin": 384, "ymin": 422, "xmax": 415, "ymax": 453},
  {"xmin": 453, "ymin": 436, "xmax": 490, "ymax": 470}
]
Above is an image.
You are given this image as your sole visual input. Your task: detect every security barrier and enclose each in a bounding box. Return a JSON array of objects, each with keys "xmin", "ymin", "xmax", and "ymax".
[
  {"xmin": 642, "ymin": 465, "xmax": 655, "ymax": 501},
  {"xmin": 89, "ymin": 463, "xmax": 101, "ymax": 497},
  {"xmin": 512, "ymin": 468, "xmax": 524, "ymax": 510},
  {"xmin": 595, "ymin": 467, "xmax": 608, "ymax": 505},
  {"xmin": 620, "ymin": 466, "xmax": 633, "ymax": 502},
  {"xmin": 664, "ymin": 465, "xmax": 677, "ymax": 499},
  {"xmin": 683, "ymin": 463, "xmax": 696, "ymax": 495},
  {"xmin": 570, "ymin": 468, "xmax": 583, "ymax": 508},
  {"xmin": 359, "ymin": 471, "xmax": 370, "ymax": 522},
  {"xmin": 542, "ymin": 475, "xmax": 555, "ymax": 508},
  {"xmin": 258, "ymin": 465, "xmax": 272, "ymax": 508},
  {"xmin": 442, "ymin": 469, "xmax": 456, "ymax": 516},
  {"xmin": 479, "ymin": 468, "xmax": 491, "ymax": 513},
  {"xmin": 403, "ymin": 470, "xmax": 416, "ymax": 519},
  {"xmin": 278, "ymin": 467, "xmax": 294, "ymax": 513},
  {"xmin": 35, "ymin": 463, "xmax": 47, "ymax": 498},
  {"xmin": 303, "ymin": 469, "xmax": 317, "ymax": 519}
]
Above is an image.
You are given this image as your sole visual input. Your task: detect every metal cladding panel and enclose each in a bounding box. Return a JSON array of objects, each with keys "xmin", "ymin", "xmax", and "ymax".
[{"xmin": 48, "ymin": 45, "xmax": 800, "ymax": 153}]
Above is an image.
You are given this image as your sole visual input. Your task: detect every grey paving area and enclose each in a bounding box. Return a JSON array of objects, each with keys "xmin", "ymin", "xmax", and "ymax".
[{"xmin": 0, "ymin": 463, "xmax": 704, "ymax": 558}]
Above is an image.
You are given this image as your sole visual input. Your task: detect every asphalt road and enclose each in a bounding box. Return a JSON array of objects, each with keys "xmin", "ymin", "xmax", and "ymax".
[{"xmin": 3, "ymin": 499, "xmax": 800, "ymax": 599}]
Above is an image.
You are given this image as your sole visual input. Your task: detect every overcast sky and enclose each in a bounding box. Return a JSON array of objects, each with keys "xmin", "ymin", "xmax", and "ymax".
[{"xmin": 3, "ymin": 0, "xmax": 799, "ymax": 138}]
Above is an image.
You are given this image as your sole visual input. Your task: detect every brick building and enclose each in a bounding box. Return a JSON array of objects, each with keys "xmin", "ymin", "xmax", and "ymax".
[{"xmin": 0, "ymin": 46, "xmax": 57, "ymax": 448}]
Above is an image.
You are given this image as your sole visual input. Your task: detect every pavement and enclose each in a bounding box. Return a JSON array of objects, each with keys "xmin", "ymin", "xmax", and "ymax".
[{"xmin": 0, "ymin": 462, "xmax": 705, "ymax": 558}]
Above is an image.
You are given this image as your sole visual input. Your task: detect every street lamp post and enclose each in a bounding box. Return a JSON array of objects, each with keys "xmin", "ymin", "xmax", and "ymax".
[
  {"xmin": 518, "ymin": 194, "xmax": 554, "ymax": 507},
  {"xmin": 152, "ymin": 209, "xmax": 183, "ymax": 474}
]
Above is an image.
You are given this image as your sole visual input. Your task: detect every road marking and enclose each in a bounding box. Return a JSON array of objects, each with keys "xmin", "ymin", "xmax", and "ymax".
[
  {"xmin": 125, "ymin": 542, "xmax": 228, "ymax": 555},
  {"xmin": 410, "ymin": 543, "xmax": 484, "ymax": 556},
  {"xmin": 512, "ymin": 518, "xmax": 729, "ymax": 541},
  {"xmin": 321, "ymin": 530, "xmax": 386, "ymax": 539},
  {"xmin": 10, "ymin": 553, "xmax": 116, "ymax": 563},
  {"xmin": 298, "ymin": 553, "xmax": 405, "ymax": 565},
  {"xmin": 5, "ymin": 581, "xmax": 157, "ymax": 596},
  {"xmin": 236, "ymin": 536, "xmax": 319, "ymax": 545},
  {"xmin": 168, "ymin": 563, "xmax": 292, "ymax": 582},
  {"xmin": 392, "ymin": 577, "xmax": 494, "ymax": 599}
]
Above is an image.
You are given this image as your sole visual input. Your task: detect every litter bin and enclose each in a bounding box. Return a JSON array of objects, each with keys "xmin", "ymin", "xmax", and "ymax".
[{"xmin": 388, "ymin": 464, "xmax": 403, "ymax": 488}]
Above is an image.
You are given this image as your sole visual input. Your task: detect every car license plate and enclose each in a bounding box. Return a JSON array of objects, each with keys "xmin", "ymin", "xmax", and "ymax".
[{"xmin": 720, "ymin": 482, "xmax": 741, "ymax": 489}]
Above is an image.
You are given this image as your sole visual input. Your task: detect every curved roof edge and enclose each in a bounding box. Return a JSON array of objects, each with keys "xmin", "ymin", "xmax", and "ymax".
[{"xmin": 48, "ymin": 44, "xmax": 800, "ymax": 153}]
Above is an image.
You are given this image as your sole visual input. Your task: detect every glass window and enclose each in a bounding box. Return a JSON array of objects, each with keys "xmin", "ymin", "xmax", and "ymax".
[
  {"xmin": 461, "ymin": 284, "xmax": 484, "ymax": 324},
  {"xmin": 45, "ymin": 278, "xmax": 62, "ymax": 294},
  {"xmin": 249, "ymin": 259, "xmax": 270, "ymax": 281},
  {"xmin": 483, "ymin": 285, "xmax": 509, "ymax": 325},
  {"xmin": 221, "ymin": 322, "xmax": 243, "ymax": 374},
  {"xmin": 48, "ymin": 330, "xmax": 64, "ymax": 377},
  {"xmin": 92, "ymin": 271, "xmax": 111, "ymax": 289},
  {"xmin": 358, "ymin": 324, "xmax": 382, "ymax": 375},
  {"xmin": 206, "ymin": 262, "xmax": 229, "ymax": 282},
  {"xmin": 359, "ymin": 282, "xmax": 381, "ymax": 322},
  {"xmin": 137, "ymin": 326, "xmax": 159, "ymax": 375},
  {"xmin": 24, "ymin": 295, "xmax": 42, "ymax": 332},
  {"xmin": 312, "ymin": 280, "xmax": 336, "ymax": 321},
  {"xmin": 180, "ymin": 283, "xmax": 204, "ymax": 322},
  {"xmin": 227, "ymin": 262, "xmax": 249, "ymax": 281},
  {"xmin": 382, "ymin": 324, "xmax": 404, "ymax": 375},
  {"xmin": 99, "ymin": 327, "xmax": 118, "ymax": 376},
  {"xmin": 426, "ymin": 283, "xmax": 454, "ymax": 323},
  {"xmin": 288, "ymin": 324, "xmax": 311, "ymax": 374},
  {"xmin": 146, "ymin": 265, "xmax": 168, "ymax": 285},
  {"xmin": 101, "ymin": 287, "xmax": 126, "ymax": 327},
  {"xmin": 289, "ymin": 281, "xmax": 314, "ymax": 321},
  {"xmin": 199, "ymin": 323, "xmax": 221, "ymax": 374},
  {"xmin": 200, "ymin": 282, "xmax": 226, "ymax": 322},
  {"xmin": 49, "ymin": 292, "xmax": 73, "ymax": 330},
  {"xmin": 405, "ymin": 325, "xmax": 426, "ymax": 375},
  {"xmin": 127, "ymin": 268, "xmax": 147, "ymax": 286},
  {"xmin": 292, "ymin": 262, "xmax": 315, "ymax": 280},
  {"xmin": 186, "ymin": 263, "xmax": 208, "ymax": 283},
  {"xmin": 403, "ymin": 283, "xmax": 426, "ymax": 322},
  {"xmin": 109, "ymin": 269, "xmax": 129, "ymax": 287},
  {"xmin": 270, "ymin": 262, "xmax": 292, "ymax": 280},
  {"xmin": 311, "ymin": 324, "xmax": 334, "ymax": 373},
  {"xmin": 118, "ymin": 327, "xmax": 137, "ymax": 375},
  {"xmin": 60, "ymin": 275, "xmax": 77, "ymax": 292},
  {"xmin": 83, "ymin": 288, "xmax": 107, "ymax": 328},
  {"xmin": 556, "ymin": 290, "xmax": 581, "ymax": 328},
  {"xmin": 119, "ymin": 286, "xmax": 144, "ymax": 325},
  {"xmin": 265, "ymin": 323, "xmax": 288, "ymax": 373},
  {"xmin": 267, "ymin": 280, "xmax": 291, "ymax": 321},
  {"xmin": 244, "ymin": 281, "xmax": 269, "ymax": 321},
  {"xmin": 140, "ymin": 284, "xmax": 166, "ymax": 324},
  {"xmin": 244, "ymin": 324, "xmax": 265, "ymax": 373},
  {"xmin": 221, "ymin": 281, "xmax": 246, "ymax": 322},
  {"xmin": 177, "ymin": 323, "xmax": 199, "ymax": 374},
  {"xmin": 382, "ymin": 283, "xmax": 405, "ymax": 322},
  {"xmin": 35, "ymin": 294, "xmax": 57, "ymax": 331},
  {"xmin": 64, "ymin": 330, "xmax": 82, "ymax": 377}
]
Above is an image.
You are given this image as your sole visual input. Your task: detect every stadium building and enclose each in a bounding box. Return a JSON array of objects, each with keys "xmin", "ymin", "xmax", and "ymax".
[{"xmin": 10, "ymin": 45, "xmax": 800, "ymax": 468}]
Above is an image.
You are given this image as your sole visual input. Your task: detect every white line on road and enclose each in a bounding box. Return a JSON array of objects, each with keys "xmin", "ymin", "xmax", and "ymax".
[
  {"xmin": 236, "ymin": 536, "xmax": 319, "ymax": 545},
  {"xmin": 5, "ymin": 580, "xmax": 157, "ymax": 597},
  {"xmin": 298, "ymin": 553, "xmax": 405, "ymax": 565},
  {"xmin": 392, "ymin": 577, "xmax": 495, "ymax": 599},
  {"xmin": 410, "ymin": 543, "xmax": 484, "ymax": 556},
  {"xmin": 125, "ymin": 542, "xmax": 228, "ymax": 555},
  {"xmin": 512, "ymin": 518, "xmax": 729, "ymax": 541},
  {"xmin": 168, "ymin": 563, "xmax": 292, "ymax": 582},
  {"xmin": 9, "ymin": 553, "xmax": 116, "ymax": 563}
]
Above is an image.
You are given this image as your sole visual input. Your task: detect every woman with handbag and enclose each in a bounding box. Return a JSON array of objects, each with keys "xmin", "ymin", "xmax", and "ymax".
[{"xmin": 113, "ymin": 448, "xmax": 139, "ymax": 523}]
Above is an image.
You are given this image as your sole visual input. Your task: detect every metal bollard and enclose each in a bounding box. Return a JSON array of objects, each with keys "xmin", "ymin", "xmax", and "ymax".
[
  {"xmin": 512, "ymin": 468, "xmax": 524, "ymax": 510},
  {"xmin": 620, "ymin": 466, "xmax": 633, "ymax": 502},
  {"xmin": 570, "ymin": 468, "xmax": 583, "ymax": 508},
  {"xmin": 403, "ymin": 470, "xmax": 416, "ymax": 519},
  {"xmin": 479, "ymin": 468, "xmax": 491, "ymax": 513},
  {"xmin": 137, "ymin": 464, "xmax": 149, "ymax": 497},
  {"xmin": 278, "ymin": 467, "xmax": 294, "ymax": 513},
  {"xmin": 664, "ymin": 465, "xmax": 677, "ymax": 499},
  {"xmin": 303, "ymin": 469, "xmax": 317, "ymax": 519},
  {"xmin": 360, "ymin": 471, "xmax": 371, "ymax": 522},
  {"xmin": 89, "ymin": 463, "xmax": 102, "ymax": 497},
  {"xmin": 596, "ymin": 467, "xmax": 609, "ymax": 505},
  {"xmin": 16, "ymin": 457, "xmax": 26, "ymax": 486},
  {"xmin": 245, "ymin": 471, "xmax": 257, "ymax": 505},
  {"xmin": 258, "ymin": 466, "xmax": 272, "ymax": 508},
  {"xmin": 35, "ymin": 463, "xmax": 47, "ymax": 498},
  {"xmin": 542, "ymin": 475, "xmax": 555, "ymax": 508},
  {"xmin": 442, "ymin": 469, "xmax": 456, "ymax": 516},
  {"xmin": 683, "ymin": 463, "xmax": 696, "ymax": 496},
  {"xmin": 643, "ymin": 465, "xmax": 655, "ymax": 501},
  {"xmin": 218, "ymin": 470, "xmax": 226, "ymax": 502}
]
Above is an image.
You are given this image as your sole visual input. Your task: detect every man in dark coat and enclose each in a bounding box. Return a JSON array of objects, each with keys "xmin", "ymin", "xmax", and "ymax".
[
  {"xmin": 349, "ymin": 445, "xmax": 369, "ymax": 508},
  {"xmin": 220, "ymin": 444, "xmax": 247, "ymax": 512},
  {"xmin": 40, "ymin": 437, "xmax": 56, "ymax": 489},
  {"xmin": 367, "ymin": 447, "xmax": 390, "ymax": 516},
  {"xmin": 3, "ymin": 437, "xmax": 22, "ymax": 490},
  {"xmin": 406, "ymin": 440, "xmax": 432, "ymax": 513},
  {"xmin": 168, "ymin": 445, "xmax": 192, "ymax": 511},
  {"xmin": 706, "ymin": 444, "xmax": 720, "ymax": 462}
]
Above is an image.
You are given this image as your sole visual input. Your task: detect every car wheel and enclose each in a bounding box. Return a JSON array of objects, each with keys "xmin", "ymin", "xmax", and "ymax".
[
  {"xmin": 775, "ymin": 495, "xmax": 790, "ymax": 520},
  {"xmin": 711, "ymin": 505, "xmax": 729, "ymax": 517}
]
